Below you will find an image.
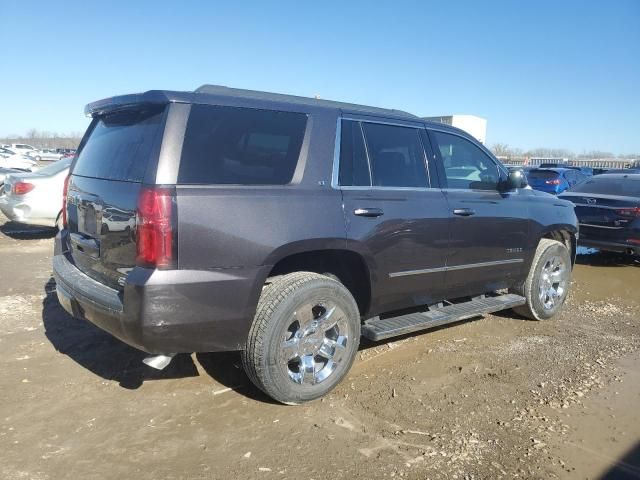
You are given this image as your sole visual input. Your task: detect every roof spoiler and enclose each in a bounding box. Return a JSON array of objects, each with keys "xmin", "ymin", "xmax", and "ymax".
[{"xmin": 84, "ymin": 90, "xmax": 173, "ymax": 117}]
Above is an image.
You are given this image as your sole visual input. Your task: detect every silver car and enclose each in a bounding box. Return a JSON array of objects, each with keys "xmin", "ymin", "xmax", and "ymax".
[
  {"xmin": 27, "ymin": 148, "xmax": 64, "ymax": 162},
  {"xmin": 0, "ymin": 158, "xmax": 71, "ymax": 228}
]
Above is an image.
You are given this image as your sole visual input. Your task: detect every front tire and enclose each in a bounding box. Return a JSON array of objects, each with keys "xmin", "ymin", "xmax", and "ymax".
[
  {"xmin": 242, "ymin": 272, "xmax": 360, "ymax": 405},
  {"xmin": 511, "ymin": 238, "xmax": 572, "ymax": 320}
]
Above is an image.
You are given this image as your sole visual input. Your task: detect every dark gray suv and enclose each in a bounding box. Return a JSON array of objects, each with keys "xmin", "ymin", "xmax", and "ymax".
[{"xmin": 53, "ymin": 85, "xmax": 578, "ymax": 404}]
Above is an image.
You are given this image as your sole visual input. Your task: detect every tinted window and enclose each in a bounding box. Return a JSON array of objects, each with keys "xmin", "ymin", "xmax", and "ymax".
[
  {"xmin": 361, "ymin": 123, "xmax": 428, "ymax": 188},
  {"xmin": 528, "ymin": 170, "xmax": 559, "ymax": 181},
  {"xmin": 569, "ymin": 176, "xmax": 640, "ymax": 196},
  {"xmin": 73, "ymin": 106, "xmax": 165, "ymax": 182},
  {"xmin": 339, "ymin": 120, "xmax": 370, "ymax": 186},
  {"xmin": 178, "ymin": 105, "xmax": 307, "ymax": 185},
  {"xmin": 431, "ymin": 131, "xmax": 499, "ymax": 190}
]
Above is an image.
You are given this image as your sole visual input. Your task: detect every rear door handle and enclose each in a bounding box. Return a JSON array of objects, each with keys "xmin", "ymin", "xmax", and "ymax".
[
  {"xmin": 453, "ymin": 208, "xmax": 475, "ymax": 217},
  {"xmin": 354, "ymin": 208, "xmax": 384, "ymax": 218}
]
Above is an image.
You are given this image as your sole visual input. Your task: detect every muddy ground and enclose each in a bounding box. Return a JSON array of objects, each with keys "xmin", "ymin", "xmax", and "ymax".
[{"xmin": 0, "ymin": 215, "xmax": 639, "ymax": 480}]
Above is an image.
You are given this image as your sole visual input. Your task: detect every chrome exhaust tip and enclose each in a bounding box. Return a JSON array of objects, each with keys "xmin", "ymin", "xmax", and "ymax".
[{"xmin": 142, "ymin": 353, "xmax": 176, "ymax": 370}]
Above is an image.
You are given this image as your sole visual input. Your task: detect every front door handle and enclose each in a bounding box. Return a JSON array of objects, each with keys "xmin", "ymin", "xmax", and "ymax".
[
  {"xmin": 453, "ymin": 208, "xmax": 475, "ymax": 217},
  {"xmin": 354, "ymin": 208, "xmax": 384, "ymax": 218}
]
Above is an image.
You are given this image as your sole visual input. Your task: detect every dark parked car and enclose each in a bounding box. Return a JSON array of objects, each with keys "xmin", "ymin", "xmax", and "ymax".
[
  {"xmin": 559, "ymin": 173, "xmax": 640, "ymax": 255},
  {"xmin": 604, "ymin": 168, "xmax": 640, "ymax": 174},
  {"xmin": 527, "ymin": 168, "xmax": 588, "ymax": 195},
  {"xmin": 53, "ymin": 86, "xmax": 578, "ymax": 404},
  {"xmin": 56, "ymin": 148, "xmax": 77, "ymax": 158}
]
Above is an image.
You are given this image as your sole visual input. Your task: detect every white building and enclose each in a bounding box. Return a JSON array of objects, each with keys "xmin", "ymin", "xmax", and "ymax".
[{"xmin": 423, "ymin": 115, "xmax": 487, "ymax": 144}]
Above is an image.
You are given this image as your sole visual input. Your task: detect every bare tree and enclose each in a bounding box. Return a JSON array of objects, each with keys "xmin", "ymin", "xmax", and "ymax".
[
  {"xmin": 0, "ymin": 129, "xmax": 82, "ymax": 149},
  {"xmin": 490, "ymin": 143, "xmax": 511, "ymax": 156}
]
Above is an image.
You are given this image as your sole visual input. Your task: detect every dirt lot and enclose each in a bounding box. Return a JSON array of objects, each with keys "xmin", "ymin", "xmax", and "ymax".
[{"xmin": 1, "ymin": 215, "xmax": 639, "ymax": 480}]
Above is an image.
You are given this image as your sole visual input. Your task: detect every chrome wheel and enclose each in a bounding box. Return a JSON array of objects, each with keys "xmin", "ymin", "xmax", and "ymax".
[
  {"xmin": 281, "ymin": 301, "xmax": 349, "ymax": 385},
  {"xmin": 538, "ymin": 255, "xmax": 568, "ymax": 311}
]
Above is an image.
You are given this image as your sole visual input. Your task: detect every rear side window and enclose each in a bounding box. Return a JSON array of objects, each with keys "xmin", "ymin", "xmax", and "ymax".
[
  {"xmin": 361, "ymin": 123, "xmax": 429, "ymax": 188},
  {"xmin": 339, "ymin": 120, "xmax": 370, "ymax": 186},
  {"xmin": 73, "ymin": 106, "xmax": 166, "ymax": 182},
  {"xmin": 178, "ymin": 105, "xmax": 307, "ymax": 185}
]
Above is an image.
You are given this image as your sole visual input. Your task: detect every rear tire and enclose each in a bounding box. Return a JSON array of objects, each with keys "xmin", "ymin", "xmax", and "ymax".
[
  {"xmin": 511, "ymin": 238, "xmax": 571, "ymax": 320},
  {"xmin": 242, "ymin": 272, "xmax": 360, "ymax": 405}
]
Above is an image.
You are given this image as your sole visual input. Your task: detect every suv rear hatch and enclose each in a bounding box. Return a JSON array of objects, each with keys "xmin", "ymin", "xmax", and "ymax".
[{"xmin": 65, "ymin": 105, "xmax": 167, "ymax": 290}]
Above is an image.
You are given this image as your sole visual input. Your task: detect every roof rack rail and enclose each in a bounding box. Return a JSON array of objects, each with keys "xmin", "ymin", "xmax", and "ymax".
[{"xmin": 194, "ymin": 84, "xmax": 418, "ymax": 119}]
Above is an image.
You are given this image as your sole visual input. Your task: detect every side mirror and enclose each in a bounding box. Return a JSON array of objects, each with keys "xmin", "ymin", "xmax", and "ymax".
[{"xmin": 502, "ymin": 169, "xmax": 528, "ymax": 191}]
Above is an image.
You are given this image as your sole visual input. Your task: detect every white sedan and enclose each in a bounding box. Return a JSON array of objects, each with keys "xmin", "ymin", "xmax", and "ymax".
[
  {"xmin": 26, "ymin": 149, "xmax": 64, "ymax": 162},
  {"xmin": 0, "ymin": 148, "xmax": 38, "ymax": 170},
  {"xmin": 0, "ymin": 158, "xmax": 71, "ymax": 228}
]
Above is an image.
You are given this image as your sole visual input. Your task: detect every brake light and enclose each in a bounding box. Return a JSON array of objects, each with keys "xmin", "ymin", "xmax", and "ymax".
[
  {"xmin": 62, "ymin": 175, "xmax": 70, "ymax": 227},
  {"xmin": 616, "ymin": 207, "xmax": 640, "ymax": 218},
  {"xmin": 136, "ymin": 187, "xmax": 175, "ymax": 268},
  {"xmin": 545, "ymin": 179, "xmax": 561, "ymax": 185},
  {"xmin": 13, "ymin": 182, "xmax": 35, "ymax": 195}
]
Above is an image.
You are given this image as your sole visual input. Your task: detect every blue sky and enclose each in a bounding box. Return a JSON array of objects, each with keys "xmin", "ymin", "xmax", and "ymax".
[{"xmin": 1, "ymin": 0, "xmax": 638, "ymax": 153}]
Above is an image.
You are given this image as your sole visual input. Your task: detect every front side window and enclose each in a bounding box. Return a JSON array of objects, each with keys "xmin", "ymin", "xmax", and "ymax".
[
  {"xmin": 178, "ymin": 105, "xmax": 307, "ymax": 185},
  {"xmin": 431, "ymin": 130, "xmax": 499, "ymax": 190},
  {"xmin": 361, "ymin": 123, "xmax": 429, "ymax": 188}
]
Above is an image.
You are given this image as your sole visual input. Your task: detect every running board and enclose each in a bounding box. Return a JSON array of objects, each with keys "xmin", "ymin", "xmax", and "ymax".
[{"xmin": 361, "ymin": 294, "xmax": 526, "ymax": 342}]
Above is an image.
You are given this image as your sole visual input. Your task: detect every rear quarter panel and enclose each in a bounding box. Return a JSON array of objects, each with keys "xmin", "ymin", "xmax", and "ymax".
[
  {"xmin": 176, "ymin": 107, "xmax": 344, "ymax": 271},
  {"xmin": 176, "ymin": 186, "xmax": 345, "ymax": 270}
]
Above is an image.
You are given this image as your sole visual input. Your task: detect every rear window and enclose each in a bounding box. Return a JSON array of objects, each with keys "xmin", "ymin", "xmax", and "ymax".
[
  {"xmin": 35, "ymin": 158, "xmax": 71, "ymax": 175},
  {"xmin": 528, "ymin": 170, "xmax": 559, "ymax": 180},
  {"xmin": 178, "ymin": 104, "xmax": 307, "ymax": 185},
  {"xmin": 72, "ymin": 106, "xmax": 166, "ymax": 182},
  {"xmin": 569, "ymin": 176, "xmax": 640, "ymax": 195}
]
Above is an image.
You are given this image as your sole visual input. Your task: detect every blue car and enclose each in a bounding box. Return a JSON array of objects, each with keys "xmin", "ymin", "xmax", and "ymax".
[{"xmin": 527, "ymin": 168, "xmax": 588, "ymax": 195}]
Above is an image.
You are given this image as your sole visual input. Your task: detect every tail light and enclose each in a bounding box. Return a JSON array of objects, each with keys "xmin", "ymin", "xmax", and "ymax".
[
  {"xmin": 62, "ymin": 175, "xmax": 70, "ymax": 228},
  {"xmin": 136, "ymin": 186, "xmax": 176, "ymax": 268},
  {"xmin": 616, "ymin": 207, "xmax": 640, "ymax": 218},
  {"xmin": 545, "ymin": 179, "xmax": 561, "ymax": 185},
  {"xmin": 13, "ymin": 182, "xmax": 35, "ymax": 195}
]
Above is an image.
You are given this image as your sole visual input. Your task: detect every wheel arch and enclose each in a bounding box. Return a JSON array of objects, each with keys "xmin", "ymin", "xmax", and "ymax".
[
  {"xmin": 540, "ymin": 226, "xmax": 577, "ymax": 266},
  {"xmin": 265, "ymin": 247, "xmax": 373, "ymax": 318}
]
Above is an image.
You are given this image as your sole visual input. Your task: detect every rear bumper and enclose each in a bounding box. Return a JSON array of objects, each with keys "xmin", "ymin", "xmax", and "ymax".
[
  {"xmin": 531, "ymin": 186, "xmax": 561, "ymax": 195},
  {"xmin": 578, "ymin": 224, "xmax": 640, "ymax": 255},
  {"xmin": 578, "ymin": 237, "xmax": 639, "ymax": 255},
  {"xmin": 53, "ymin": 231, "xmax": 269, "ymax": 353}
]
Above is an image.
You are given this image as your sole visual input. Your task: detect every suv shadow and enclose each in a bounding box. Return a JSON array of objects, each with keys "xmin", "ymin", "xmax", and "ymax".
[
  {"xmin": 0, "ymin": 221, "xmax": 57, "ymax": 240},
  {"xmin": 42, "ymin": 278, "xmax": 198, "ymax": 389},
  {"xmin": 42, "ymin": 277, "xmax": 273, "ymax": 401}
]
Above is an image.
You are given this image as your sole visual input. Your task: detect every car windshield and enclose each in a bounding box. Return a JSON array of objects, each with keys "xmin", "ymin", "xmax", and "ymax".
[
  {"xmin": 569, "ymin": 175, "xmax": 640, "ymax": 196},
  {"xmin": 35, "ymin": 158, "xmax": 72, "ymax": 176}
]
